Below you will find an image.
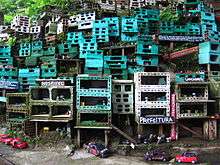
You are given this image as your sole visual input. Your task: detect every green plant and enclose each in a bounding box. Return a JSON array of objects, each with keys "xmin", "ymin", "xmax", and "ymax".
[
  {"xmin": 160, "ymin": 5, "xmax": 180, "ymax": 22},
  {"xmin": 7, "ymin": 36, "xmax": 16, "ymax": 46}
]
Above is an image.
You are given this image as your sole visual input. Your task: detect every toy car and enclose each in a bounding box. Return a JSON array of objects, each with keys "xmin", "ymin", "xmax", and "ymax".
[
  {"xmin": 10, "ymin": 138, "xmax": 28, "ymax": 149},
  {"xmin": 175, "ymin": 151, "xmax": 198, "ymax": 164},
  {"xmin": 0, "ymin": 134, "xmax": 9, "ymax": 142},
  {"xmin": 85, "ymin": 143, "xmax": 110, "ymax": 158},
  {"xmin": 144, "ymin": 149, "xmax": 171, "ymax": 162},
  {"xmin": 0, "ymin": 134, "xmax": 13, "ymax": 145}
]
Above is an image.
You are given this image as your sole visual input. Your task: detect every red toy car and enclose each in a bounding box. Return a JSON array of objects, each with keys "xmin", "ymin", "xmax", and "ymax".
[
  {"xmin": 10, "ymin": 138, "xmax": 28, "ymax": 149},
  {"xmin": 175, "ymin": 151, "xmax": 198, "ymax": 164},
  {"xmin": 0, "ymin": 134, "xmax": 9, "ymax": 142},
  {"xmin": 84, "ymin": 143, "xmax": 110, "ymax": 158},
  {"xmin": 0, "ymin": 134, "xmax": 13, "ymax": 145}
]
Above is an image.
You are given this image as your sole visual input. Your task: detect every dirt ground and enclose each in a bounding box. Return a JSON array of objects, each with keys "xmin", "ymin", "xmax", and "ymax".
[
  {"xmin": 0, "ymin": 142, "xmax": 219, "ymax": 165},
  {"xmin": 1, "ymin": 137, "xmax": 220, "ymax": 165}
]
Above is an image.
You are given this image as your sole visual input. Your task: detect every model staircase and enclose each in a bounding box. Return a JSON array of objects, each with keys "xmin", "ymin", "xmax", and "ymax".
[
  {"xmin": 111, "ymin": 124, "xmax": 137, "ymax": 144},
  {"xmin": 163, "ymin": 46, "xmax": 199, "ymax": 60},
  {"xmin": 178, "ymin": 123, "xmax": 203, "ymax": 138}
]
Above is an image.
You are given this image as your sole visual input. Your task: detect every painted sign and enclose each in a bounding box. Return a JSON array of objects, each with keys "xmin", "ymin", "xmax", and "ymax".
[
  {"xmin": 185, "ymin": 77, "xmax": 204, "ymax": 82},
  {"xmin": 171, "ymin": 94, "xmax": 176, "ymax": 118},
  {"xmin": 40, "ymin": 81, "xmax": 65, "ymax": 87},
  {"xmin": 140, "ymin": 116, "xmax": 174, "ymax": 124},
  {"xmin": 0, "ymin": 81, "xmax": 19, "ymax": 89},
  {"xmin": 170, "ymin": 124, "xmax": 177, "ymax": 140},
  {"xmin": 159, "ymin": 35, "xmax": 203, "ymax": 42}
]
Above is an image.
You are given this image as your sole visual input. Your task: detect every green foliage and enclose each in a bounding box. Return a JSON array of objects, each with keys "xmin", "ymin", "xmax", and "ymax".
[
  {"xmin": 57, "ymin": 32, "xmax": 66, "ymax": 43},
  {"xmin": 160, "ymin": 5, "xmax": 180, "ymax": 22},
  {"xmin": 1, "ymin": 0, "xmax": 75, "ymax": 24},
  {"xmin": 7, "ymin": 36, "xmax": 17, "ymax": 46},
  {"xmin": 173, "ymin": 53, "xmax": 199, "ymax": 72}
]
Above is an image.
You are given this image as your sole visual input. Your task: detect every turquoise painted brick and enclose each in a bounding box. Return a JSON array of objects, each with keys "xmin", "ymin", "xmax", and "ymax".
[
  {"xmin": 136, "ymin": 55, "xmax": 158, "ymax": 66},
  {"xmin": 40, "ymin": 56, "xmax": 56, "ymax": 64},
  {"xmin": 134, "ymin": 8, "xmax": 159, "ymax": 21},
  {"xmin": 93, "ymin": 20, "xmax": 109, "ymax": 43},
  {"xmin": 19, "ymin": 48, "xmax": 31, "ymax": 57},
  {"xmin": 187, "ymin": 23, "xmax": 201, "ymax": 35},
  {"xmin": 85, "ymin": 57, "xmax": 104, "ymax": 68},
  {"xmin": 0, "ymin": 66, "xmax": 17, "ymax": 77},
  {"xmin": 201, "ymin": 23, "xmax": 217, "ymax": 34},
  {"xmin": 79, "ymin": 40, "xmax": 98, "ymax": 54},
  {"xmin": 184, "ymin": 0, "xmax": 200, "ymax": 5},
  {"xmin": 128, "ymin": 65, "xmax": 145, "ymax": 74},
  {"xmin": 58, "ymin": 42, "xmax": 78, "ymax": 55},
  {"xmin": 0, "ymin": 75, "xmax": 17, "ymax": 81},
  {"xmin": 121, "ymin": 33, "xmax": 138, "ymax": 42},
  {"xmin": 0, "ymin": 45, "xmax": 11, "ymax": 57},
  {"xmin": 207, "ymin": 30, "xmax": 220, "ymax": 41},
  {"xmin": 67, "ymin": 32, "xmax": 84, "ymax": 44},
  {"xmin": 76, "ymin": 74, "xmax": 111, "ymax": 92},
  {"xmin": 104, "ymin": 17, "xmax": 120, "ymax": 37},
  {"xmin": 176, "ymin": 73, "xmax": 205, "ymax": 83},
  {"xmin": 175, "ymin": 25, "xmax": 188, "ymax": 34},
  {"xmin": 76, "ymin": 93, "xmax": 111, "ymax": 111},
  {"xmin": 43, "ymin": 47, "xmax": 55, "ymax": 56},
  {"xmin": 200, "ymin": 42, "xmax": 220, "ymax": 54},
  {"xmin": 84, "ymin": 67, "xmax": 103, "ymax": 75},
  {"xmin": 20, "ymin": 42, "xmax": 31, "ymax": 49},
  {"xmin": 199, "ymin": 41, "xmax": 220, "ymax": 64},
  {"xmin": 41, "ymin": 68, "xmax": 57, "ymax": 78},
  {"xmin": 25, "ymin": 56, "xmax": 38, "ymax": 66},
  {"xmin": 31, "ymin": 49, "xmax": 43, "ymax": 57},
  {"xmin": 19, "ymin": 68, "xmax": 40, "ymax": 78},
  {"xmin": 32, "ymin": 41, "xmax": 43, "ymax": 50},
  {"xmin": 138, "ymin": 35, "xmax": 153, "ymax": 42},
  {"xmin": 121, "ymin": 17, "xmax": 138, "ymax": 33},
  {"xmin": 201, "ymin": 11, "xmax": 215, "ymax": 21},
  {"xmin": 104, "ymin": 56, "xmax": 127, "ymax": 69},
  {"xmin": 160, "ymin": 22, "xmax": 174, "ymax": 34},
  {"xmin": 80, "ymin": 50, "xmax": 103, "ymax": 59},
  {"xmin": 104, "ymin": 69, "xmax": 128, "ymax": 80},
  {"xmin": 0, "ymin": 57, "xmax": 13, "ymax": 65},
  {"xmin": 136, "ymin": 41, "xmax": 158, "ymax": 55},
  {"xmin": 146, "ymin": 9, "xmax": 160, "ymax": 21}
]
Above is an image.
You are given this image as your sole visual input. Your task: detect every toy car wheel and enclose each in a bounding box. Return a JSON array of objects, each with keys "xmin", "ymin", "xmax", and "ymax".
[
  {"xmin": 148, "ymin": 157, "xmax": 152, "ymax": 161},
  {"xmin": 100, "ymin": 154, "xmax": 104, "ymax": 158},
  {"xmin": 163, "ymin": 158, "xmax": 167, "ymax": 162},
  {"xmin": 177, "ymin": 159, "xmax": 181, "ymax": 163},
  {"xmin": 192, "ymin": 160, "xmax": 196, "ymax": 164}
]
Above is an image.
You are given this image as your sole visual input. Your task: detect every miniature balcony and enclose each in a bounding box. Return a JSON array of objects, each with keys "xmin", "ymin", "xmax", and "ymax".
[
  {"xmin": 178, "ymin": 85, "xmax": 208, "ymax": 101},
  {"xmin": 31, "ymin": 105, "xmax": 50, "ymax": 118},
  {"xmin": 80, "ymin": 79, "xmax": 108, "ymax": 90},
  {"xmin": 30, "ymin": 88, "xmax": 50, "ymax": 101},
  {"xmin": 78, "ymin": 96, "xmax": 110, "ymax": 111},
  {"xmin": 139, "ymin": 92, "xmax": 169, "ymax": 106},
  {"xmin": 51, "ymin": 88, "xmax": 72, "ymax": 102},
  {"xmin": 7, "ymin": 96, "xmax": 28, "ymax": 110},
  {"xmin": 51, "ymin": 105, "xmax": 72, "ymax": 119},
  {"xmin": 139, "ymin": 108, "xmax": 168, "ymax": 116},
  {"xmin": 7, "ymin": 112, "xmax": 26, "ymax": 122},
  {"xmin": 77, "ymin": 112, "xmax": 111, "ymax": 127},
  {"xmin": 143, "ymin": 75, "xmax": 167, "ymax": 84},
  {"xmin": 177, "ymin": 103, "xmax": 207, "ymax": 118}
]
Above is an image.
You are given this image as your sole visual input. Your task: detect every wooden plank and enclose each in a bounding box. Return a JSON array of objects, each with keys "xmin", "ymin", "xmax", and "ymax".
[
  {"xmin": 178, "ymin": 123, "xmax": 203, "ymax": 138},
  {"xmin": 74, "ymin": 126, "xmax": 112, "ymax": 129},
  {"xmin": 163, "ymin": 46, "xmax": 199, "ymax": 60},
  {"xmin": 111, "ymin": 124, "xmax": 137, "ymax": 144}
]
